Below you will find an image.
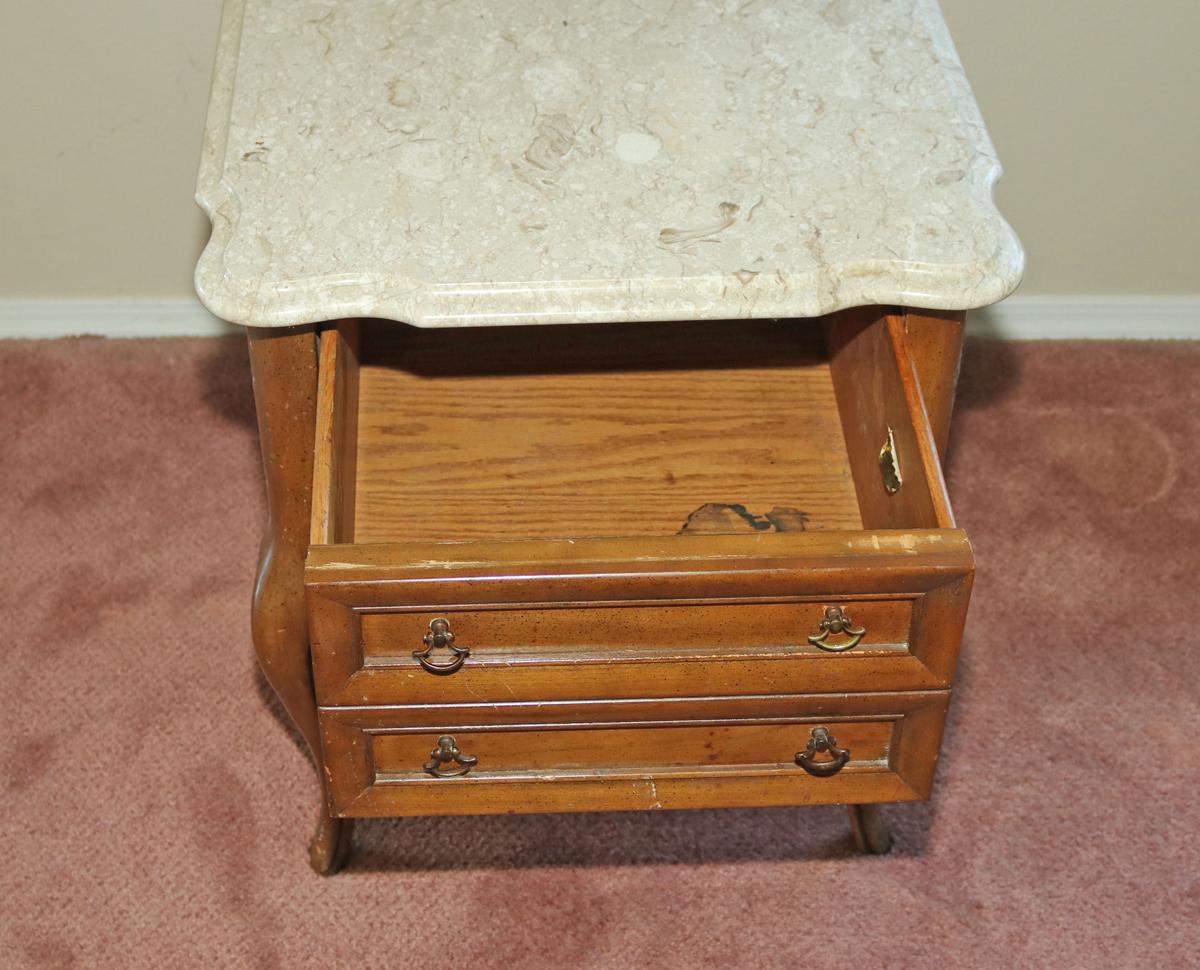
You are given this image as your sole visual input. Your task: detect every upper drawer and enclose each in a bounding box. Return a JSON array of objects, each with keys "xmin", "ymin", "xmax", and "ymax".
[
  {"xmin": 308, "ymin": 531, "xmax": 971, "ymax": 704},
  {"xmin": 306, "ymin": 310, "xmax": 973, "ymax": 704}
]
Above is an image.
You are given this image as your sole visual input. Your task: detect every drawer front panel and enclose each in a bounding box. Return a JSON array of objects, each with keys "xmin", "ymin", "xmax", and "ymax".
[
  {"xmin": 362, "ymin": 599, "xmax": 911, "ymax": 662},
  {"xmin": 309, "ymin": 530, "xmax": 974, "ymax": 705},
  {"xmin": 319, "ymin": 691, "xmax": 948, "ymax": 817},
  {"xmin": 329, "ymin": 598, "xmax": 923, "ymax": 704},
  {"xmin": 372, "ymin": 720, "xmax": 894, "ymax": 776}
]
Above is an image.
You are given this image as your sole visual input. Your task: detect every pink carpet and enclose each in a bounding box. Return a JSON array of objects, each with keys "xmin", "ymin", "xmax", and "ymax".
[{"xmin": 1, "ymin": 336, "xmax": 1197, "ymax": 968}]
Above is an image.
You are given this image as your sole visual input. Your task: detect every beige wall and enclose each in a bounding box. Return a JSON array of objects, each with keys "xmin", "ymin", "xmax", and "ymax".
[
  {"xmin": 0, "ymin": 2, "xmax": 220, "ymax": 298},
  {"xmin": 942, "ymin": 0, "xmax": 1200, "ymax": 295},
  {"xmin": 1, "ymin": 1, "xmax": 1196, "ymax": 299}
]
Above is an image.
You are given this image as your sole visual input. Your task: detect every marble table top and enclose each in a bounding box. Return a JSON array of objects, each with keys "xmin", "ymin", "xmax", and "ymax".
[{"xmin": 195, "ymin": 0, "xmax": 1023, "ymax": 328}]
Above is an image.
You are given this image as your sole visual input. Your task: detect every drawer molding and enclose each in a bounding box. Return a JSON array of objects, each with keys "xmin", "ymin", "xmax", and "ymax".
[
  {"xmin": 318, "ymin": 691, "xmax": 949, "ymax": 818},
  {"xmin": 308, "ymin": 541, "xmax": 972, "ymax": 704}
]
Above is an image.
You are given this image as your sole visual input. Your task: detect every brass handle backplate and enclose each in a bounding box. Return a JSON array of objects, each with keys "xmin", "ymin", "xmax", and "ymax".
[
  {"xmin": 795, "ymin": 726, "xmax": 851, "ymax": 777},
  {"xmin": 413, "ymin": 618, "xmax": 470, "ymax": 675},
  {"xmin": 424, "ymin": 735, "xmax": 478, "ymax": 778},
  {"xmin": 807, "ymin": 606, "xmax": 866, "ymax": 652}
]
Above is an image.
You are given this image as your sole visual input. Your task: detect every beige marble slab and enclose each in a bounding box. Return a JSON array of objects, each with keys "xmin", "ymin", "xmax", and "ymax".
[{"xmin": 195, "ymin": 0, "xmax": 1024, "ymax": 328}]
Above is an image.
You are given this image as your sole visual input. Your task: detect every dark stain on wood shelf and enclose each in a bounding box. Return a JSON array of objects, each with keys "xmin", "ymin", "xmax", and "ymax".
[{"xmin": 678, "ymin": 503, "xmax": 809, "ymax": 535}]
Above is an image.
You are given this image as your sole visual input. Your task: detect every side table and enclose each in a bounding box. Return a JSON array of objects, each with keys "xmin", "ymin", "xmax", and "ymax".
[{"xmin": 197, "ymin": 0, "xmax": 1022, "ymax": 874}]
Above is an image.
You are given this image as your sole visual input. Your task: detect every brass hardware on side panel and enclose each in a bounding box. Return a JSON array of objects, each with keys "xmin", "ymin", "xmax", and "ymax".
[
  {"xmin": 879, "ymin": 427, "xmax": 902, "ymax": 494},
  {"xmin": 424, "ymin": 735, "xmax": 478, "ymax": 777},
  {"xmin": 413, "ymin": 617, "xmax": 470, "ymax": 675},
  {"xmin": 795, "ymin": 726, "xmax": 851, "ymax": 777},
  {"xmin": 807, "ymin": 606, "xmax": 866, "ymax": 652}
]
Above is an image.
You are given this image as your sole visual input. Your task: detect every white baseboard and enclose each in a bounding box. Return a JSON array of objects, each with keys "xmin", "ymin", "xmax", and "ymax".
[
  {"xmin": 0, "ymin": 299, "xmax": 238, "ymax": 338},
  {"xmin": 965, "ymin": 296, "xmax": 1200, "ymax": 340},
  {"xmin": 0, "ymin": 295, "xmax": 1197, "ymax": 340}
]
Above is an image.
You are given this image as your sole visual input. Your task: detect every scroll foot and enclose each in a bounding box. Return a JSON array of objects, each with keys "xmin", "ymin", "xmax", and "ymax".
[{"xmin": 309, "ymin": 815, "xmax": 355, "ymax": 876}]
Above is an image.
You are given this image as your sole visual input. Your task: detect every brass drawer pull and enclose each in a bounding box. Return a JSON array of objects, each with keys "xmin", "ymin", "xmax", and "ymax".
[
  {"xmin": 424, "ymin": 735, "xmax": 478, "ymax": 778},
  {"xmin": 879, "ymin": 426, "xmax": 902, "ymax": 494},
  {"xmin": 413, "ymin": 618, "xmax": 470, "ymax": 674},
  {"xmin": 807, "ymin": 606, "xmax": 866, "ymax": 652},
  {"xmin": 795, "ymin": 726, "xmax": 850, "ymax": 777}
]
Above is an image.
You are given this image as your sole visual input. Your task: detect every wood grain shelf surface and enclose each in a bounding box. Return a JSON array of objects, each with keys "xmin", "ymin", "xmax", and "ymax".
[{"xmin": 351, "ymin": 318, "xmax": 862, "ymax": 543}]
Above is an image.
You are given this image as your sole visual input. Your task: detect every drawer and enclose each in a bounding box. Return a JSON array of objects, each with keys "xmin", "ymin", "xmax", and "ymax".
[
  {"xmin": 307, "ymin": 310, "xmax": 973, "ymax": 705},
  {"xmin": 309, "ymin": 561, "xmax": 969, "ymax": 704},
  {"xmin": 318, "ymin": 691, "xmax": 949, "ymax": 817}
]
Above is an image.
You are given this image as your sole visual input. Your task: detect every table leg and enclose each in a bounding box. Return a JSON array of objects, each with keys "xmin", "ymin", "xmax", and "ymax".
[
  {"xmin": 247, "ymin": 325, "xmax": 353, "ymax": 875},
  {"xmin": 902, "ymin": 309, "xmax": 966, "ymax": 461},
  {"xmin": 848, "ymin": 804, "xmax": 893, "ymax": 854}
]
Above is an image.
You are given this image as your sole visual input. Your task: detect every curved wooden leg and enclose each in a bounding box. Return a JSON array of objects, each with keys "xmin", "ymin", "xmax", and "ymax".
[
  {"xmin": 248, "ymin": 325, "xmax": 351, "ymax": 876},
  {"xmin": 310, "ymin": 815, "xmax": 355, "ymax": 875},
  {"xmin": 848, "ymin": 804, "xmax": 893, "ymax": 855}
]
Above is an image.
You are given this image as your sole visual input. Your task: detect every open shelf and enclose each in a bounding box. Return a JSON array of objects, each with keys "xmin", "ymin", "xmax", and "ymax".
[
  {"xmin": 345, "ymin": 319, "xmax": 861, "ymax": 544},
  {"xmin": 310, "ymin": 310, "xmax": 954, "ymax": 551}
]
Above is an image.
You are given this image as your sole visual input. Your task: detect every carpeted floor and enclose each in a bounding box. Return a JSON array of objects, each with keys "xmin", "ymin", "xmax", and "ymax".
[{"xmin": 1, "ymin": 336, "xmax": 1197, "ymax": 969}]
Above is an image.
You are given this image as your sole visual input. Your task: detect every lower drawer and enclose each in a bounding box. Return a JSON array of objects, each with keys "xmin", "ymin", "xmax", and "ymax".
[{"xmin": 319, "ymin": 691, "xmax": 948, "ymax": 817}]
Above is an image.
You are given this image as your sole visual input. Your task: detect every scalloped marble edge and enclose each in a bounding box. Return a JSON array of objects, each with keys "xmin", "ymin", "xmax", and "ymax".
[{"xmin": 194, "ymin": 0, "xmax": 1024, "ymax": 329}]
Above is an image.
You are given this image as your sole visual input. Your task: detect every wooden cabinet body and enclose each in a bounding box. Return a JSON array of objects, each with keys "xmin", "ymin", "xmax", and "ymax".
[
  {"xmin": 209, "ymin": 0, "xmax": 1018, "ymax": 873},
  {"xmin": 302, "ymin": 308, "xmax": 972, "ymax": 835}
]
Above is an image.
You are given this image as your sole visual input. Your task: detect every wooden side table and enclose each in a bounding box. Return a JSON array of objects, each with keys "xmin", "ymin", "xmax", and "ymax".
[{"xmin": 197, "ymin": 0, "xmax": 1022, "ymax": 874}]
